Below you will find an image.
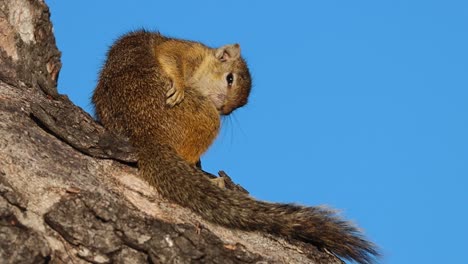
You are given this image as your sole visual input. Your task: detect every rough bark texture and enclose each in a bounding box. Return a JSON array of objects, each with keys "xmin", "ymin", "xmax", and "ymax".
[{"xmin": 0, "ymin": 1, "xmax": 343, "ymax": 263}]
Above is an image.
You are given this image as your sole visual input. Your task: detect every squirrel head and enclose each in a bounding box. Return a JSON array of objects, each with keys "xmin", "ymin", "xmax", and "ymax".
[{"xmin": 191, "ymin": 44, "xmax": 252, "ymax": 115}]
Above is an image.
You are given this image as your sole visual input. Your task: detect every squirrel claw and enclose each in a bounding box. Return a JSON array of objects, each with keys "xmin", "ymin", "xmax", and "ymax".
[{"xmin": 166, "ymin": 86, "xmax": 185, "ymax": 107}]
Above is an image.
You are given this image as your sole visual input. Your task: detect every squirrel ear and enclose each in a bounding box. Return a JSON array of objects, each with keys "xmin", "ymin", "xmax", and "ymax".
[{"xmin": 215, "ymin": 44, "xmax": 240, "ymax": 62}]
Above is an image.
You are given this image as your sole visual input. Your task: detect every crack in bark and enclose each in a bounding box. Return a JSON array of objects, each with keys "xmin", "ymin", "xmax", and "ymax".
[{"xmin": 29, "ymin": 99, "xmax": 137, "ymax": 164}]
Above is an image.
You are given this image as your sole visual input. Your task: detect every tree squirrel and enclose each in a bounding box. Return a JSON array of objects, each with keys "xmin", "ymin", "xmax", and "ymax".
[{"xmin": 93, "ymin": 30, "xmax": 378, "ymax": 264}]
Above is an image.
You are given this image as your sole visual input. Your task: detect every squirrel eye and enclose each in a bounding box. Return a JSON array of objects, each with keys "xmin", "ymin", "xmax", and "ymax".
[{"xmin": 226, "ymin": 73, "xmax": 234, "ymax": 87}]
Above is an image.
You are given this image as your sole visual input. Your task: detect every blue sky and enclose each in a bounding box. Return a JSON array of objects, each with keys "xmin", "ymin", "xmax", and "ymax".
[{"xmin": 46, "ymin": 1, "xmax": 468, "ymax": 263}]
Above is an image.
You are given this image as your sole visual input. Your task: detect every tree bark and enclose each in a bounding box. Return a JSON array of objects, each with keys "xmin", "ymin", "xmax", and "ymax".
[{"xmin": 0, "ymin": 1, "xmax": 343, "ymax": 263}]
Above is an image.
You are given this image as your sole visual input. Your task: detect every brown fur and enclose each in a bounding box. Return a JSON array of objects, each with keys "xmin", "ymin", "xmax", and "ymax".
[{"xmin": 93, "ymin": 30, "xmax": 379, "ymax": 264}]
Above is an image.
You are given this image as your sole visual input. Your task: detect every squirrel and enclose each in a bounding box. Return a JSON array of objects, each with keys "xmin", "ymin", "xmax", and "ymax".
[{"xmin": 92, "ymin": 30, "xmax": 378, "ymax": 264}]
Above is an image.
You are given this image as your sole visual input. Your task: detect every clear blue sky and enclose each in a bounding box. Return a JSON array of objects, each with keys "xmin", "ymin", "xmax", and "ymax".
[{"xmin": 46, "ymin": 1, "xmax": 468, "ymax": 263}]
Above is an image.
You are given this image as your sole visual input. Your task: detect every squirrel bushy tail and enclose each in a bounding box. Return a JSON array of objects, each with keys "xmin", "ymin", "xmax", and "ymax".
[{"xmin": 138, "ymin": 143, "xmax": 379, "ymax": 264}]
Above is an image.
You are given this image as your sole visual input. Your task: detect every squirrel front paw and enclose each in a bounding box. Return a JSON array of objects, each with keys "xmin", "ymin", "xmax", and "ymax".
[{"xmin": 166, "ymin": 82, "xmax": 185, "ymax": 107}]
